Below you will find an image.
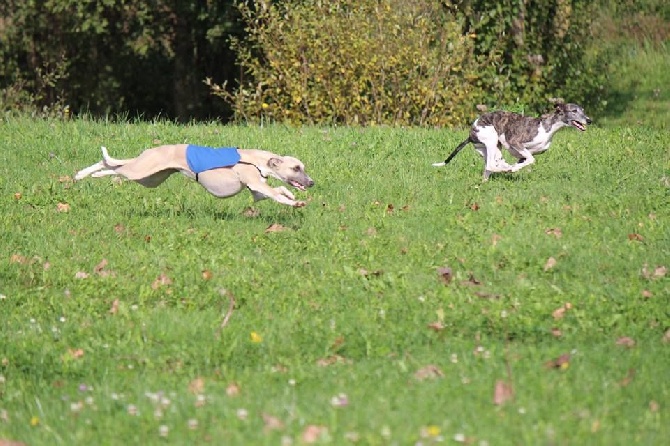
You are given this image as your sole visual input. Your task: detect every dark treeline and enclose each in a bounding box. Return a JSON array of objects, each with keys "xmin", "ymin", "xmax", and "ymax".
[{"xmin": 0, "ymin": 0, "xmax": 242, "ymax": 121}]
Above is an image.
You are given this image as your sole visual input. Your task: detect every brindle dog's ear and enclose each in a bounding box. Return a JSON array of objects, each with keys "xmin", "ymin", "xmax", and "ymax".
[
  {"xmin": 268, "ymin": 157, "xmax": 283, "ymax": 169},
  {"xmin": 550, "ymin": 97, "xmax": 566, "ymax": 112}
]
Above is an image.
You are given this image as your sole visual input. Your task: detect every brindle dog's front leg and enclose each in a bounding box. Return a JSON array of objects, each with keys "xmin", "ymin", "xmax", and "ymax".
[{"xmin": 509, "ymin": 146, "xmax": 536, "ymax": 172}]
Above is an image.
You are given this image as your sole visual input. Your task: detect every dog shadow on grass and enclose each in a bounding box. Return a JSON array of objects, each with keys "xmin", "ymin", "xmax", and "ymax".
[{"xmin": 123, "ymin": 206, "xmax": 304, "ymax": 226}]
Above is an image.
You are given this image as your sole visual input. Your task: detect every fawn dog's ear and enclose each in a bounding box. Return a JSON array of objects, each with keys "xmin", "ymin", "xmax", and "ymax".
[{"xmin": 267, "ymin": 157, "xmax": 283, "ymax": 169}]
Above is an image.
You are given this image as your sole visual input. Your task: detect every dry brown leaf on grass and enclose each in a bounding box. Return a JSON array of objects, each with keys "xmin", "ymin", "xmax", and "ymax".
[
  {"xmin": 316, "ymin": 355, "xmax": 352, "ymax": 367},
  {"xmin": 544, "ymin": 257, "xmax": 557, "ymax": 272},
  {"xmin": 460, "ymin": 273, "xmax": 482, "ymax": 287},
  {"xmin": 302, "ymin": 425, "xmax": 328, "ymax": 444},
  {"xmin": 261, "ymin": 413, "xmax": 284, "ymax": 432},
  {"xmin": 591, "ymin": 420, "xmax": 601, "ymax": 433},
  {"xmin": 628, "ymin": 233, "xmax": 644, "ymax": 242},
  {"xmin": 0, "ymin": 440, "xmax": 27, "ymax": 446},
  {"xmin": 414, "ymin": 364, "xmax": 444, "ymax": 381},
  {"xmin": 552, "ymin": 303, "xmax": 572, "ymax": 320},
  {"xmin": 64, "ymin": 348, "xmax": 85, "ymax": 360},
  {"xmin": 226, "ymin": 382, "xmax": 240, "ymax": 396},
  {"xmin": 271, "ymin": 364, "xmax": 288, "ymax": 373},
  {"xmin": 491, "ymin": 233, "xmax": 503, "ymax": 246},
  {"xmin": 545, "ymin": 353, "xmax": 571, "ymax": 370},
  {"xmin": 663, "ymin": 329, "xmax": 670, "ymax": 344},
  {"xmin": 641, "ymin": 290, "xmax": 653, "ymax": 298},
  {"xmin": 9, "ymin": 254, "xmax": 45, "ymax": 266},
  {"xmin": 188, "ymin": 377, "xmax": 205, "ymax": 394},
  {"xmin": 330, "ymin": 336, "xmax": 345, "ymax": 352},
  {"xmin": 427, "ymin": 321, "xmax": 445, "ymax": 332},
  {"xmin": 94, "ymin": 258, "xmax": 114, "ymax": 277},
  {"xmin": 56, "ymin": 202, "xmax": 70, "ymax": 212},
  {"xmin": 641, "ymin": 264, "xmax": 667, "ymax": 280},
  {"xmin": 216, "ymin": 289, "xmax": 236, "ymax": 337},
  {"xmin": 358, "ymin": 268, "xmax": 383, "ymax": 278},
  {"xmin": 74, "ymin": 271, "xmax": 90, "ymax": 279},
  {"xmin": 437, "ymin": 266, "xmax": 453, "ymax": 285},
  {"xmin": 265, "ymin": 223, "xmax": 289, "ymax": 233},
  {"xmin": 545, "ymin": 228, "xmax": 563, "ymax": 238},
  {"xmin": 201, "ymin": 269, "xmax": 213, "ymax": 280},
  {"xmin": 616, "ymin": 336, "xmax": 636, "ymax": 348},
  {"xmin": 493, "ymin": 379, "xmax": 514, "ymax": 406},
  {"xmin": 474, "ymin": 291, "xmax": 501, "ymax": 300},
  {"xmin": 109, "ymin": 299, "xmax": 120, "ymax": 315},
  {"xmin": 152, "ymin": 273, "xmax": 172, "ymax": 290},
  {"xmin": 242, "ymin": 207, "xmax": 260, "ymax": 218},
  {"xmin": 9, "ymin": 254, "xmax": 29, "ymax": 264},
  {"xmin": 618, "ymin": 368, "xmax": 636, "ymax": 387}
]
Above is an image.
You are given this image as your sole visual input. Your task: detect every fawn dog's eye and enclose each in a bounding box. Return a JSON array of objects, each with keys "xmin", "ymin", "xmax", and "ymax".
[{"xmin": 292, "ymin": 166, "xmax": 301, "ymax": 172}]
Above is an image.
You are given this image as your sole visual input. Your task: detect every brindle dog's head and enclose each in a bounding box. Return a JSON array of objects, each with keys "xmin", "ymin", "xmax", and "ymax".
[
  {"xmin": 267, "ymin": 156, "xmax": 315, "ymax": 191},
  {"xmin": 554, "ymin": 103, "xmax": 592, "ymax": 131}
]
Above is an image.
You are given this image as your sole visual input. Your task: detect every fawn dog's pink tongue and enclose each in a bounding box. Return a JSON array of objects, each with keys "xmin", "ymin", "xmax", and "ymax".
[{"xmin": 290, "ymin": 180, "xmax": 306, "ymax": 191}]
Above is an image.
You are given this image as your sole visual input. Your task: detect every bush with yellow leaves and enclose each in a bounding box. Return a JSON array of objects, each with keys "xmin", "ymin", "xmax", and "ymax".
[{"xmin": 209, "ymin": 0, "xmax": 491, "ymax": 127}]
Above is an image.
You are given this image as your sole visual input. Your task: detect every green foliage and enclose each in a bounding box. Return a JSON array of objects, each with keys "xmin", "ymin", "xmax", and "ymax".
[
  {"xmin": 213, "ymin": 0, "xmax": 612, "ymax": 125},
  {"xmin": 452, "ymin": 0, "xmax": 610, "ymax": 114},
  {"xmin": 0, "ymin": 0, "xmax": 665, "ymax": 123},
  {"xmin": 0, "ymin": 118, "xmax": 668, "ymax": 443},
  {"xmin": 595, "ymin": 0, "xmax": 670, "ymax": 45},
  {"xmin": 212, "ymin": 0, "xmax": 485, "ymax": 126}
]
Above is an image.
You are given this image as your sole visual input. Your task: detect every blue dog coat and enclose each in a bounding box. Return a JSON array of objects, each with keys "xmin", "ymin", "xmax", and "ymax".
[{"xmin": 185, "ymin": 145, "xmax": 241, "ymax": 177}]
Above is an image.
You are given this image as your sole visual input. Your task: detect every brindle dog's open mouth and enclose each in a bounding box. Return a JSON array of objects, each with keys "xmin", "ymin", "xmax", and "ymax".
[{"xmin": 572, "ymin": 120, "xmax": 587, "ymax": 131}]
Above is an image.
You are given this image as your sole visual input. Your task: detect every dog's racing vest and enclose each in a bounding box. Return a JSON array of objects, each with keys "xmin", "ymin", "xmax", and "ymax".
[{"xmin": 186, "ymin": 145, "xmax": 241, "ymax": 180}]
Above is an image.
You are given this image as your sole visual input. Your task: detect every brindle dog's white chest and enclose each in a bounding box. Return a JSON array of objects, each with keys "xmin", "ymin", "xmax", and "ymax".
[
  {"xmin": 498, "ymin": 121, "xmax": 562, "ymax": 154},
  {"xmin": 523, "ymin": 126, "xmax": 553, "ymax": 153}
]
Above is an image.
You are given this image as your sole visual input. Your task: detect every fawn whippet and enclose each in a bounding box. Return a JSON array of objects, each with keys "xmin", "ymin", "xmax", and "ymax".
[{"xmin": 75, "ymin": 144, "xmax": 314, "ymax": 207}]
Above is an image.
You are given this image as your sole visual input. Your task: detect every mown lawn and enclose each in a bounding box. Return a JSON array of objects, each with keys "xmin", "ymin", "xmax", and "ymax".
[{"xmin": 0, "ymin": 113, "xmax": 667, "ymax": 445}]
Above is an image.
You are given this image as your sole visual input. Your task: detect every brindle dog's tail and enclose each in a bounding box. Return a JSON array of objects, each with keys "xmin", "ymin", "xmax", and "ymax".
[{"xmin": 432, "ymin": 138, "xmax": 471, "ymax": 167}]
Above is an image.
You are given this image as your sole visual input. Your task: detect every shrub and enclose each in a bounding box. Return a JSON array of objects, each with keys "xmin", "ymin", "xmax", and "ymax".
[
  {"xmin": 447, "ymin": 0, "xmax": 609, "ymax": 114},
  {"xmin": 210, "ymin": 0, "xmax": 489, "ymax": 126},
  {"xmin": 213, "ymin": 0, "xmax": 610, "ymax": 125}
]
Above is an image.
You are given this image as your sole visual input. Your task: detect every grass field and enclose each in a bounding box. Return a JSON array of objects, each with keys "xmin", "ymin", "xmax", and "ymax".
[
  {"xmin": 599, "ymin": 42, "xmax": 670, "ymax": 129},
  {"xmin": 1, "ymin": 46, "xmax": 669, "ymax": 444}
]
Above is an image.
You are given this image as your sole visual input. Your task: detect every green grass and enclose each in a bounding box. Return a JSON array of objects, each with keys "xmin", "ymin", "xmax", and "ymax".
[
  {"xmin": 599, "ymin": 42, "xmax": 670, "ymax": 128},
  {"xmin": 0, "ymin": 114, "xmax": 668, "ymax": 445},
  {"xmin": 0, "ymin": 38, "xmax": 669, "ymax": 446}
]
